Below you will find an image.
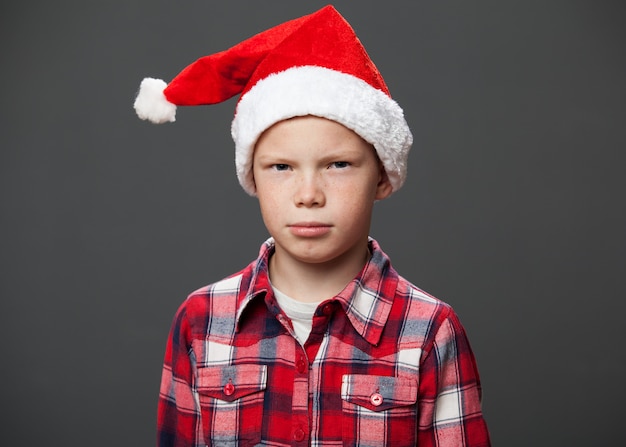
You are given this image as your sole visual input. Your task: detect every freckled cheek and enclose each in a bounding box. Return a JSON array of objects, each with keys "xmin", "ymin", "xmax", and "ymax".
[
  {"xmin": 258, "ymin": 185, "xmax": 289, "ymax": 219},
  {"xmin": 259, "ymin": 201, "xmax": 282, "ymax": 233},
  {"xmin": 334, "ymin": 181, "xmax": 377, "ymax": 202},
  {"xmin": 258, "ymin": 192, "xmax": 281, "ymax": 214},
  {"xmin": 256, "ymin": 175, "xmax": 285, "ymax": 196}
]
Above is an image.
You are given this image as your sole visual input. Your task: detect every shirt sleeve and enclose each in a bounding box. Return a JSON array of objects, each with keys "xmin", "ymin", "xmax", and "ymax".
[
  {"xmin": 157, "ymin": 304, "xmax": 201, "ymax": 447},
  {"xmin": 416, "ymin": 307, "xmax": 491, "ymax": 446}
]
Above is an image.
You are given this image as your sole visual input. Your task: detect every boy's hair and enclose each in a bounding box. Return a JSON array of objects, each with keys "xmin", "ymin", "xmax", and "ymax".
[{"xmin": 134, "ymin": 5, "xmax": 412, "ymax": 195}]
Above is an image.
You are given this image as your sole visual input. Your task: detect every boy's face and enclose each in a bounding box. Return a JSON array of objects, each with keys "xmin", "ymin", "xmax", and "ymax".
[{"xmin": 252, "ymin": 115, "xmax": 392, "ymax": 267}]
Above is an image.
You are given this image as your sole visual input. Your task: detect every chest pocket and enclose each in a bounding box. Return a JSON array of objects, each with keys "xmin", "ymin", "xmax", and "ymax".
[
  {"xmin": 341, "ymin": 374, "xmax": 418, "ymax": 446},
  {"xmin": 197, "ymin": 364, "xmax": 267, "ymax": 447}
]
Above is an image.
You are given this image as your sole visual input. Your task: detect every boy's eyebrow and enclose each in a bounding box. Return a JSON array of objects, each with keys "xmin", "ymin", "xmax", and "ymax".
[
  {"xmin": 319, "ymin": 149, "xmax": 366, "ymax": 161},
  {"xmin": 254, "ymin": 153, "xmax": 291, "ymax": 162}
]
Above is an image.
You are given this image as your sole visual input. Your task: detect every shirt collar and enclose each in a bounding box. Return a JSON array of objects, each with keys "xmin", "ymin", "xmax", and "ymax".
[{"xmin": 235, "ymin": 238, "xmax": 398, "ymax": 346}]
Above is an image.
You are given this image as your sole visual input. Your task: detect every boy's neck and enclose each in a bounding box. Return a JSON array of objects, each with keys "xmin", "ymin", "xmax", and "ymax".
[{"xmin": 268, "ymin": 243, "xmax": 371, "ymax": 303}]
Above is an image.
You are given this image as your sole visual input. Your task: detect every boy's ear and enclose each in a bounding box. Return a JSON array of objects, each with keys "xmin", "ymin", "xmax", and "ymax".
[{"xmin": 375, "ymin": 166, "xmax": 394, "ymax": 200}]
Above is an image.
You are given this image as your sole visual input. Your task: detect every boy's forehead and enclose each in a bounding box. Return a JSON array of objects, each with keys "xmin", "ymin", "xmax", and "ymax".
[{"xmin": 254, "ymin": 115, "xmax": 372, "ymax": 149}]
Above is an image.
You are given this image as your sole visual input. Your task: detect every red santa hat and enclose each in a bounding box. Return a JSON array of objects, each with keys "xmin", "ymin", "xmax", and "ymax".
[{"xmin": 134, "ymin": 5, "xmax": 413, "ymax": 195}]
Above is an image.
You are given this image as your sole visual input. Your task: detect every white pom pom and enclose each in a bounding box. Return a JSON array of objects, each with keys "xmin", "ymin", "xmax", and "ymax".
[{"xmin": 133, "ymin": 78, "xmax": 177, "ymax": 124}]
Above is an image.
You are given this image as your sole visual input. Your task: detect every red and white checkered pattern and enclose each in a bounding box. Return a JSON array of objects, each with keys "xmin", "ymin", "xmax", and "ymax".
[{"xmin": 157, "ymin": 239, "xmax": 490, "ymax": 446}]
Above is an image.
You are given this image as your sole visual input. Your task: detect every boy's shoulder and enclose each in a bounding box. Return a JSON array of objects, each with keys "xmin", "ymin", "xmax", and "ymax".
[
  {"xmin": 391, "ymin": 272, "xmax": 462, "ymax": 344},
  {"xmin": 189, "ymin": 269, "xmax": 249, "ymax": 301},
  {"xmin": 170, "ymin": 260, "xmax": 257, "ymax": 340}
]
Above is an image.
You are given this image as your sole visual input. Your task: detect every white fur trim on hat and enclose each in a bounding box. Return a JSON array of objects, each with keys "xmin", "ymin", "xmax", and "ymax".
[
  {"xmin": 231, "ymin": 66, "xmax": 413, "ymax": 195},
  {"xmin": 134, "ymin": 78, "xmax": 177, "ymax": 124}
]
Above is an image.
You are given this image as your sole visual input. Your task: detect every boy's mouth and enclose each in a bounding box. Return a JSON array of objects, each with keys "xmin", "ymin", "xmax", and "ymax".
[{"xmin": 288, "ymin": 222, "xmax": 332, "ymax": 237}]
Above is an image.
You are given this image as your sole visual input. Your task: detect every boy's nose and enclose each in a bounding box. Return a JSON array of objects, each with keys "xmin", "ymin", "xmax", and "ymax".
[{"xmin": 294, "ymin": 173, "xmax": 325, "ymax": 207}]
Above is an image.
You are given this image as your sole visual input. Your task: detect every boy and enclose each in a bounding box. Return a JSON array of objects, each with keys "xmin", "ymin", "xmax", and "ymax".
[{"xmin": 134, "ymin": 5, "xmax": 490, "ymax": 447}]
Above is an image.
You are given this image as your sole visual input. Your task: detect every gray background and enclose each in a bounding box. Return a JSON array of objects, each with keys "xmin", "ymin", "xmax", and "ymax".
[{"xmin": 2, "ymin": 1, "xmax": 625, "ymax": 445}]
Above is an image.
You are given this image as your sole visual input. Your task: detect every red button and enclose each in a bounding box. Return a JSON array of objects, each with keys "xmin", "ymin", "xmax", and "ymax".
[
  {"xmin": 223, "ymin": 381, "xmax": 235, "ymax": 396},
  {"xmin": 296, "ymin": 358, "xmax": 306, "ymax": 374},
  {"xmin": 293, "ymin": 427, "xmax": 305, "ymax": 441},
  {"xmin": 370, "ymin": 392, "xmax": 383, "ymax": 406},
  {"xmin": 322, "ymin": 304, "xmax": 333, "ymax": 315}
]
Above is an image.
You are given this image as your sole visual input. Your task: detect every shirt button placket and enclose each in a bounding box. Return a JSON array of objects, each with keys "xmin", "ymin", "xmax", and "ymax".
[{"xmin": 292, "ymin": 346, "xmax": 309, "ymax": 445}]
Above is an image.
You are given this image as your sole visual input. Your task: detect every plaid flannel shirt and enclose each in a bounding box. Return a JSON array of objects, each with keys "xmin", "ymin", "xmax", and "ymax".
[{"xmin": 157, "ymin": 238, "xmax": 490, "ymax": 446}]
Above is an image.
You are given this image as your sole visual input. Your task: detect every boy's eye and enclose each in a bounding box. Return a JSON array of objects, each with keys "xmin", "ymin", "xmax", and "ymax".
[
  {"xmin": 272, "ymin": 163, "xmax": 290, "ymax": 171},
  {"xmin": 330, "ymin": 161, "xmax": 350, "ymax": 169}
]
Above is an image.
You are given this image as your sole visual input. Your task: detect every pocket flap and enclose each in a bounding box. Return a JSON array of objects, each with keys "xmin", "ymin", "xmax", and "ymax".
[
  {"xmin": 197, "ymin": 364, "xmax": 267, "ymax": 403},
  {"xmin": 341, "ymin": 374, "xmax": 417, "ymax": 412}
]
